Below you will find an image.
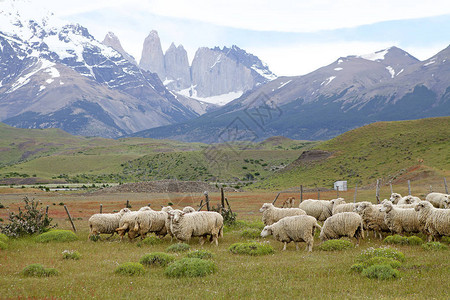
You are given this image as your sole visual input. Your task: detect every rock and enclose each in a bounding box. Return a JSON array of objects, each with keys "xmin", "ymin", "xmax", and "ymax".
[
  {"xmin": 164, "ymin": 43, "xmax": 191, "ymax": 90},
  {"xmin": 139, "ymin": 30, "xmax": 165, "ymax": 80},
  {"xmin": 102, "ymin": 32, "xmax": 137, "ymax": 65}
]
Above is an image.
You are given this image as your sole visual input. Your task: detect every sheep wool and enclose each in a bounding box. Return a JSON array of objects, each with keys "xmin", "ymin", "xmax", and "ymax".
[
  {"xmin": 259, "ymin": 203, "xmax": 306, "ymax": 225},
  {"xmin": 261, "ymin": 215, "xmax": 321, "ymax": 252},
  {"xmin": 299, "ymin": 198, "xmax": 345, "ymax": 222},
  {"xmin": 353, "ymin": 202, "xmax": 388, "ymax": 239},
  {"xmin": 380, "ymin": 201, "xmax": 421, "ymax": 235},
  {"xmin": 133, "ymin": 207, "xmax": 172, "ymax": 239},
  {"xmin": 115, "ymin": 208, "xmax": 150, "ymax": 241},
  {"xmin": 415, "ymin": 201, "xmax": 450, "ymax": 241},
  {"xmin": 332, "ymin": 202, "xmax": 358, "ymax": 215},
  {"xmin": 425, "ymin": 192, "xmax": 450, "ymax": 209},
  {"xmin": 88, "ymin": 208, "xmax": 131, "ymax": 240},
  {"xmin": 319, "ymin": 212, "xmax": 364, "ymax": 245}
]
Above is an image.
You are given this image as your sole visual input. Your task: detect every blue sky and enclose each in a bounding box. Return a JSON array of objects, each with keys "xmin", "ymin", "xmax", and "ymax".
[{"xmin": 6, "ymin": 0, "xmax": 450, "ymax": 76}]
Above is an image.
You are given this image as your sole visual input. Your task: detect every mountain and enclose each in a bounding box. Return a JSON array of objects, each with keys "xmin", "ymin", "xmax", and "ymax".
[
  {"xmin": 0, "ymin": 5, "xmax": 204, "ymax": 138},
  {"xmin": 139, "ymin": 30, "xmax": 165, "ymax": 79},
  {"xmin": 164, "ymin": 42, "xmax": 191, "ymax": 90},
  {"xmin": 102, "ymin": 31, "xmax": 137, "ymax": 65},
  {"xmin": 129, "ymin": 45, "xmax": 450, "ymax": 142}
]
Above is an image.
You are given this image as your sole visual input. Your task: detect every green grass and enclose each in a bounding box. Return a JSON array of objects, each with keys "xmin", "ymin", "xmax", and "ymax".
[
  {"xmin": 361, "ymin": 264, "xmax": 400, "ymax": 280},
  {"xmin": 383, "ymin": 235, "xmax": 423, "ymax": 245},
  {"xmin": 240, "ymin": 228, "xmax": 262, "ymax": 239},
  {"xmin": 0, "ymin": 240, "xmax": 7, "ymax": 250},
  {"xmin": 114, "ymin": 262, "xmax": 146, "ymax": 276},
  {"xmin": 164, "ymin": 258, "xmax": 216, "ymax": 278},
  {"xmin": 421, "ymin": 242, "xmax": 448, "ymax": 251},
  {"xmin": 318, "ymin": 239, "xmax": 354, "ymax": 251},
  {"xmin": 21, "ymin": 264, "xmax": 58, "ymax": 277},
  {"xmin": 139, "ymin": 253, "xmax": 176, "ymax": 267},
  {"xmin": 136, "ymin": 236, "xmax": 164, "ymax": 247},
  {"xmin": 34, "ymin": 230, "xmax": 78, "ymax": 243},
  {"xmin": 0, "ymin": 233, "xmax": 8, "ymax": 243},
  {"xmin": 186, "ymin": 250, "xmax": 214, "ymax": 260},
  {"xmin": 229, "ymin": 241, "xmax": 274, "ymax": 256},
  {"xmin": 166, "ymin": 243, "xmax": 190, "ymax": 253},
  {"xmin": 62, "ymin": 250, "xmax": 81, "ymax": 260}
]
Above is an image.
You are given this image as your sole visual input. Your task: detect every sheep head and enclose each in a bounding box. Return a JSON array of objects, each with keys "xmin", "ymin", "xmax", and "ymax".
[
  {"xmin": 161, "ymin": 206, "xmax": 173, "ymax": 212},
  {"xmin": 414, "ymin": 201, "xmax": 433, "ymax": 212},
  {"xmin": 119, "ymin": 208, "xmax": 131, "ymax": 215},
  {"xmin": 331, "ymin": 198, "xmax": 346, "ymax": 207},
  {"xmin": 380, "ymin": 201, "xmax": 393, "ymax": 213},
  {"xmin": 168, "ymin": 209, "xmax": 185, "ymax": 222},
  {"xmin": 443, "ymin": 196, "xmax": 450, "ymax": 209},
  {"xmin": 389, "ymin": 193, "xmax": 402, "ymax": 203},
  {"xmin": 260, "ymin": 225, "xmax": 273, "ymax": 237},
  {"xmin": 259, "ymin": 203, "xmax": 273, "ymax": 213}
]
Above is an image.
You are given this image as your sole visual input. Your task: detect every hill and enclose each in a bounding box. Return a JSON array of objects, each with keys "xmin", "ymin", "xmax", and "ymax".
[{"xmin": 254, "ymin": 117, "xmax": 450, "ymax": 190}]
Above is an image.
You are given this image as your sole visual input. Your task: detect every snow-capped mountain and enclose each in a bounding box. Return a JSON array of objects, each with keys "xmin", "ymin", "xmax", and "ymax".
[
  {"xmin": 129, "ymin": 45, "xmax": 450, "ymax": 142},
  {"xmin": 0, "ymin": 3, "xmax": 203, "ymax": 137}
]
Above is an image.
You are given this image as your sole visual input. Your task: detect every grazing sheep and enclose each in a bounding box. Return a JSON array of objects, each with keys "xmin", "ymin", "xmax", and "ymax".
[
  {"xmin": 380, "ymin": 200, "xmax": 421, "ymax": 235},
  {"xmin": 168, "ymin": 210, "xmax": 224, "ymax": 246},
  {"xmin": 182, "ymin": 206, "xmax": 196, "ymax": 213},
  {"xmin": 133, "ymin": 206, "xmax": 173, "ymax": 239},
  {"xmin": 299, "ymin": 198, "xmax": 345, "ymax": 222},
  {"xmin": 260, "ymin": 203, "xmax": 306, "ymax": 226},
  {"xmin": 353, "ymin": 202, "xmax": 388, "ymax": 239},
  {"xmin": 281, "ymin": 197, "xmax": 295, "ymax": 208},
  {"xmin": 261, "ymin": 215, "xmax": 322, "ymax": 252},
  {"xmin": 166, "ymin": 206, "xmax": 195, "ymax": 240},
  {"xmin": 332, "ymin": 202, "xmax": 358, "ymax": 215},
  {"xmin": 425, "ymin": 192, "xmax": 450, "ymax": 208},
  {"xmin": 389, "ymin": 193, "xmax": 421, "ymax": 205},
  {"xmin": 115, "ymin": 207, "xmax": 152, "ymax": 241},
  {"xmin": 88, "ymin": 208, "xmax": 131, "ymax": 240},
  {"xmin": 319, "ymin": 212, "xmax": 364, "ymax": 245},
  {"xmin": 415, "ymin": 201, "xmax": 450, "ymax": 241}
]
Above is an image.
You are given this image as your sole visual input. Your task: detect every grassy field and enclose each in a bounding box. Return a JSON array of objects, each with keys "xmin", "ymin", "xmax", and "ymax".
[{"xmin": 0, "ymin": 188, "xmax": 449, "ymax": 299}]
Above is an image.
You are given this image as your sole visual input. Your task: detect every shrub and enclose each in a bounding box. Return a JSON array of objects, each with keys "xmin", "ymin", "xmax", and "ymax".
[
  {"xmin": 224, "ymin": 220, "xmax": 265, "ymax": 232},
  {"xmin": 229, "ymin": 242, "xmax": 274, "ymax": 256},
  {"xmin": 137, "ymin": 236, "xmax": 163, "ymax": 247},
  {"xmin": 240, "ymin": 228, "xmax": 261, "ymax": 239},
  {"xmin": 358, "ymin": 247, "xmax": 405, "ymax": 262},
  {"xmin": 441, "ymin": 236, "xmax": 450, "ymax": 244},
  {"xmin": 406, "ymin": 236, "xmax": 423, "ymax": 245},
  {"xmin": 164, "ymin": 258, "xmax": 216, "ymax": 278},
  {"xmin": 186, "ymin": 250, "xmax": 214, "ymax": 260},
  {"xmin": 383, "ymin": 235, "xmax": 423, "ymax": 245},
  {"xmin": 351, "ymin": 257, "xmax": 401, "ymax": 273},
  {"xmin": 34, "ymin": 230, "xmax": 78, "ymax": 243},
  {"xmin": 140, "ymin": 252, "xmax": 175, "ymax": 267},
  {"xmin": 114, "ymin": 262, "xmax": 146, "ymax": 276},
  {"xmin": 361, "ymin": 264, "xmax": 400, "ymax": 280},
  {"xmin": 0, "ymin": 233, "xmax": 8, "ymax": 243},
  {"xmin": 21, "ymin": 264, "xmax": 58, "ymax": 277},
  {"xmin": 89, "ymin": 234, "xmax": 100, "ymax": 242},
  {"xmin": 0, "ymin": 196, "xmax": 55, "ymax": 238},
  {"xmin": 421, "ymin": 242, "xmax": 448, "ymax": 251},
  {"xmin": 318, "ymin": 239, "xmax": 354, "ymax": 251},
  {"xmin": 166, "ymin": 243, "xmax": 190, "ymax": 253},
  {"xmin": 0, "ymin": 241, "xmax": 7, "ymax": 250},
  {"xmin": 62, "ymin": 250, "xmax": 81, "ymax": 260}
]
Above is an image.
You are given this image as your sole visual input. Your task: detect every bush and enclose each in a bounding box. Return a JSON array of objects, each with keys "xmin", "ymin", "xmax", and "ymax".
[
  {"xmin": 21, "ymin": 264, "xmax": 58, "ymax": 277},
  {"xmin": 358, "ymin": 247, "xmax": 405, "ymax": 262},
  {"xmin": 0, "ymin": 196, "xmax": 55, "ymax": 238},
  {"xmin": 114, "ymin": 262, "xmax": 146, "ymax": 276},
  {"xmin": 62, "ymin": 250, "xmax": 81, "ymax": 260},
  {"xmin": 240, "ymin": 228, "xmax": 261, "ymax": 239},
  {"xmin": 34, "ymin": 230, "xmax": 78, "ymax": 243},
  {"xmin": 186, "ymin": 250, "xmax": 214, "ymax": 260},
  {"xmin": 440, "ymin": 236, "xmax": 450, "ymax": 244},
  {"xmin": 318, "ymin": 239, "xmax": 354, "ymax": 251},
  {"xmin": 406, "ymin": 236, "xmax": 423, "ymax": 245},
  {"xmin": 0, "ymin": 241, "xmax": 7, "ymax": 250},
  {"xmin": 351, "ymin": 257, "xmax": 401, "ymax": 273},
  {"xmin": 137, "ymin": 236, "xmax": 163, "ymax": 247},
  {"xmin": 140, "ymin": 252, "xmax": 175, "ymax": 267},
  {"xmin": 164, "ymin": 258, "xmax": 216, "ymax": 278},
  {"xmin": 421, "ymin": 242, "xmax": 448, "ymax": 251},
  {"xmin": 89, "ymin": 234, "xmax": 100, "ymax": 242},
  {"xmin": 229, "ymin": 242, "xmax": 274, "ymax": 256},
  {"xmin": 224, "ymin": 220, "xmax": 265, "ymax": 232},
  {"xmin": 361, "ymin": 264, "xmax": 400, "ymax": 280},
  {"xmin": 0, "ymin": 233, "xmax": 8, "ymax": 243},
  {"xmin": 166, "ymin": 243, "xmax": 190, "ymax": 253},
  {"xmin": 383, "ymin": 235, "xmax": 423, "ymax": 245}
]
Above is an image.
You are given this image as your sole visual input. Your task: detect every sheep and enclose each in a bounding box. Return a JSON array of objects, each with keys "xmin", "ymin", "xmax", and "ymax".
[
  {"xmin": 319, "ymin": 212, "xmax": 364, "ymax": 245},
  {"xmin": 379, "ymin": 200, "xmax": 421, "ymax": 235},
  {"xmin": 389, "ymin": 193, "xmax": 421, "ymax": 205},
  {"xmin": 332, "ymin": 202, "xmax": 358, "ymax": 215},
  {"xmin": 298, "ymin": 198, "xmax": 345, "ymax": 222},
  {"xmin": 260, "ymin": 215, "xmax": 322, "ymax": 252},
  {"xmin": 415, "ymin": 201, "xmax": 450, "ymax": 241},
  {"xmin": 88, "ymin": 208, "xmax": 131, "ymax": 240},
  {"xmin": 425, "ymin": 192, "xmax": 450, "ymax": 208},
  {"xmin": 281, "ymin": 197, "xmax": 295, "ymax": 208},
  {"xmin": 259, "ymin": 203, "xmax": 306, "ymax": 226},
  {"xmin": 444, "ymin": 197, "xmax": 450, "ymax": 209},
  {"xmin": 168, "ymin": 210, "xmax": 224, "ymax": 246},
  {"xmin": 354, "ymin": 202, "xmax": 389, "ymax": 239},
  {"xmin": 166, "ymin": 206, "xmax": 195, "ymax": 240},
  {"xmin": 133, "ymin": 206, "xmax": 173, "ymax": 239},
  {"xmin": 182, "ymin": 206, "xmax": 196, "ymax": 213},
  {"xmin": 115, "ymin": 206, "xmax": 152, "ymax": 241}
]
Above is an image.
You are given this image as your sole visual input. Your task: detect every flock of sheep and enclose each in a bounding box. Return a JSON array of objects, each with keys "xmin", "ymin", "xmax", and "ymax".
[
  {"xmin": 260, "ymin": 192, "xmax": 449, "ymax": 251},
  {"xmin": 87, "ymin": 192, "xmax": 449, "ymax": 250}
]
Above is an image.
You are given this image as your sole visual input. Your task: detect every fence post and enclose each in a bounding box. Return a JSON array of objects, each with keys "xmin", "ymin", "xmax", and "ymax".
[
  {"xmin": 353, "ymin": 184, "xmax": 358, "ymax": 203},
  {"xmin": 64, "ymin": 205, "xmax": 77, "ymax": 233},
  {"xmin": 45, "ymin": 205, "xmax": 49, "ymax": 217},
  {"xmin": 204, "ymin": 191, "xmax": 210, "ymax": 211},
  {"xmin": 376, "ymin": 179, "xmax": 380, "ymax": 204},
  {"xmin": 300, "ymin": 185, "xmax": 303, "ymax": 203},
  {"xmin": 100, "ymin": 204, "xmax": 102, "ymax": 214},
  {"xmin": 336, "ymin": 186, "xmax": 339, "ymax": 198},
  {"xmin": 220, "ymin": 187, "xmax": 225, "ymax": 210},
  {"xmin": 390, "ymin": 183, "xmax": 393, "ymax": 195},
  {"xmin": 316, "ymin": 184, "xmax": 320, "ymax": 200},
  {"xmin": 444, "ymin": 178, "xmax": 448, "ymax": 194},
  {"xmin": 429, "ymin": 185, "xmax": 433, "ymax": 193},
  {"xmin": 408, "ymin": 180, "xmax": 411, "ymax": 195},
  {"xmin": 126, "ymin": 200, "xmax": 130, "ymax": 208}
]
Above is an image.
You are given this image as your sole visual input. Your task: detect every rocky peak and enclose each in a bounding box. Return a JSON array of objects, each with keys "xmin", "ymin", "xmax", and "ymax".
[
  {"xmin": 102, "ymin": 31, "xmax": 137, "ymax": 65},
  {"xmin": 164, "ymin": 42, "xmax": 191, "ymax": 90},
  {"xmin": 139, "ymin": 30, "xmax": 165, "ymax": 80}
]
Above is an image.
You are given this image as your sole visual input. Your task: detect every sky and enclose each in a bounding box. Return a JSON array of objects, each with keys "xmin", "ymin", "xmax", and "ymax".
[{"xmin": 3, "ymin": 0, "xmax": 450, "ymax": 76}]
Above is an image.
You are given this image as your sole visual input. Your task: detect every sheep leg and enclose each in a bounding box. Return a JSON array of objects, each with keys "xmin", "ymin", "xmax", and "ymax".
[
  {"xmin": 306, "ymin": 241, "xmax": 313, "ymax": 252},
  {"xmin": 282, "ymin": 242, "xmax": 287, "ymax": 251},
  {"xmin": 199, "ymin": 236, "xmax": 205, "ymax": 245},
  {"xmin": 295, "ymin": 242, "xmax": 299, "ymax": 251},
  {"xmin": 106, "ymin": 232, "xmax": 115, "ymax": 240}
]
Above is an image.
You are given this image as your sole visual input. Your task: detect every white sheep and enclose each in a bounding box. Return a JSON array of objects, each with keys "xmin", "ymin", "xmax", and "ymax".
[
  {"xmin": 281, "ymin": 197, "xmax": 295, "ymax": 208},
  {"xmin": 319, "ymin": 212, "xmax": 364, "ymax": 245},
  {"xmin": 332, "ymin": 202, "xmax": 358, "ymax": 215},
  {"xmin": 379, "ymin": 200, "xmax": 421, "ymax": 235},
  {"xmin": 389, "ymin": 193, "xmax": 421, "ymax": 205},
  {"xmin": 298, "ymin": 198, "xmax": 345, "ymax": 222},
  {"xmin": 444, "ymin": 197, "xmax": 450, "ymax": 209},
  {"xmin": 88, "ymin": 208, "xmax": 131, "ymax": 240},
  {"xmin": 166, "ymin": 206, "xmax": 195, "ymax": 240},
  {"xmin": 168, "ymin": 210, "xmax": 224, "ymax": 246},
  {"xmin": 415, "ymin": 201, "xmax": 450, "ymax": 241},
  {"xmin": 259, "ymin": 203, "xmax": 306, "ymax": 225},
  {"xmin": 353, "ymin": 202, "xmax": 389, "ymax": 239},
  {"xmin": 133, "ymin": 206, "xmax": 173, "ymax": 239},
  {"xmin": 261, "ymin": 215, "xmax": 322, "ymax": 252},
  {"xmin": 115, "ymin": 206, "xmax": 152, "ymax": 241},
  {"xmin": 182, "ymin": 206, "xmax": 196, "ymax": 213},
  {"xmin": 425, "ymin": 192, "xmax": 450, "ymax": 208}
]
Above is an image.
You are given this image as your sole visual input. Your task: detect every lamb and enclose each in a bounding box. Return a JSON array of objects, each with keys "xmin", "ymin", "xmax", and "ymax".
[
  {"xmin": 353, "ymin": 202, "xmax": 389, "ymax": 239},
  {"xmin": 259, "ymin": 203, "xmax": 306, "ymax": 226},
  {"xmin": 415, "ymin": 201, "xmax": 450, "ymax": 241},
  {"xmin": 389, "ymin": 193, "xmax": 421, "ymax": 205},
  {"xmin": 319, "ymin": 212, "xmax": 364, "ymax": 245},
  {"xmin": 425, "ymin": 192, "xmax": 450, "ymax": 208},
  {"xmin": 133, "ymin": 206, "xmax": 173, "ymax": 239},
  {"xmin": 298, "ymin": 198, "xmax": 345, "ymax": 222},
  {"xmin": 281, "ymin": 197, "xmax": 295, "ymax": 208},
  {"xmin": 88, "ymin": 208, "xmax": 131, "ymax": 240},
  {"xmin": 379, "ymin": 200, "xmax": 421, "ymax": 235},
  {"xmin": 115, "ymin": 206, "xmax": 152, "ymax": 241},
  {"xmin": 260, "ymin": 215, "xmax": 322, "ymax": 252},
  {"xmin": 168, "ymin": 210, "xmax": 224, "ymax": 246}
]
